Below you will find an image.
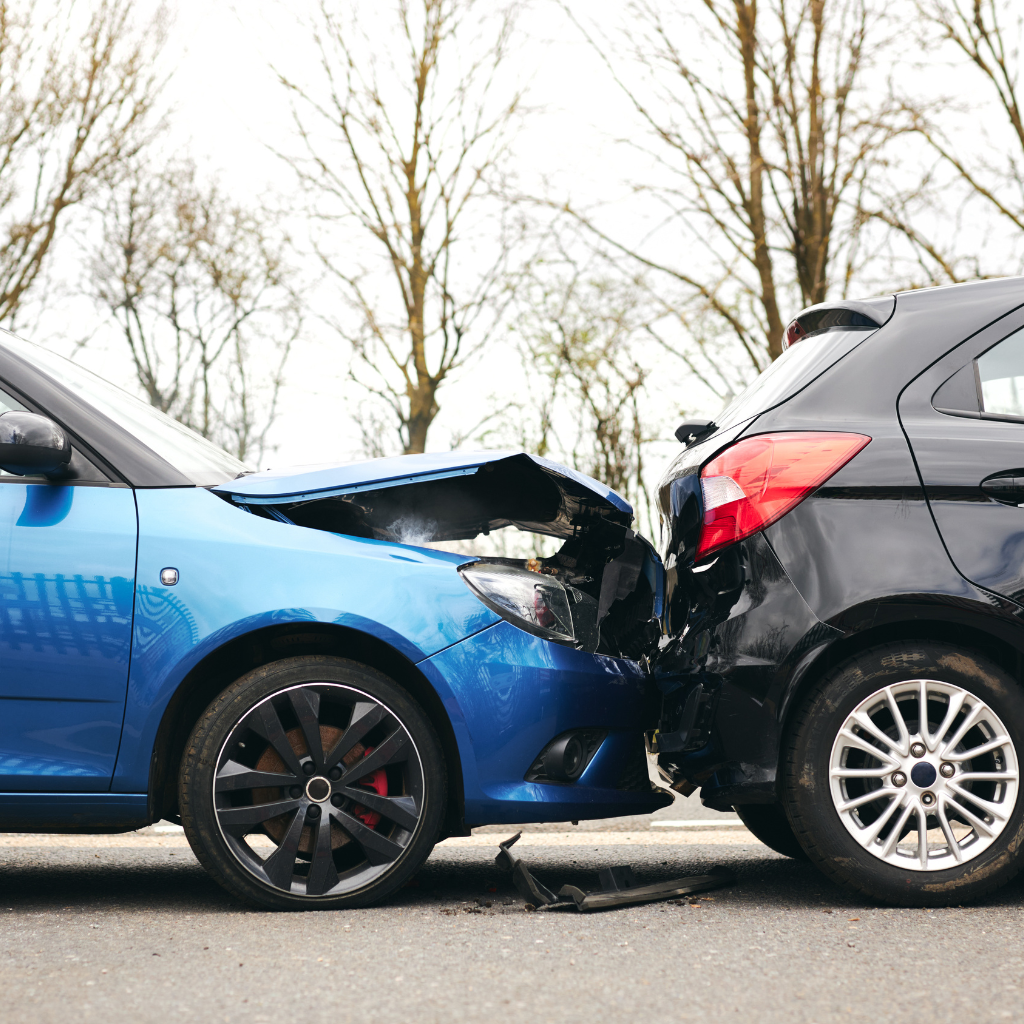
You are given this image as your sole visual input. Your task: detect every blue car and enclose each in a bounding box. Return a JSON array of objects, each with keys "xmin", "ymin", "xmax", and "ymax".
[{"xmin": 0, "ymin": 331, "xmax": 669, "ymax": 908}]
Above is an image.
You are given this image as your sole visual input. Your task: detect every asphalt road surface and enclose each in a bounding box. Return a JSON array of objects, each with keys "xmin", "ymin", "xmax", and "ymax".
[{"xmin": 3, "ymin": 809, "xmax": 1023, "ymax": 1024}]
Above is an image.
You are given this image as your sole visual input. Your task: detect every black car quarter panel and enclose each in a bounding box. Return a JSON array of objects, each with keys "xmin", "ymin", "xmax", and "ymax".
[
  {"xmin": 763, "ymin": 433, "xmax": 969, "ymax": 628},
  {"xmin": 899, "ymin": 303, "xmax": 1024, "ymax": 606}
]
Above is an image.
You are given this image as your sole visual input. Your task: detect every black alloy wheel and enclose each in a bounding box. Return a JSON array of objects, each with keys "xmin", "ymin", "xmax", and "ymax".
[
  {"xmin": 784, "ymin": 641, "xmax": 1024, "ymax": 906},
  {"xmin": 179, "ymin": 655, "xmax": 445, "ymax": 910}
]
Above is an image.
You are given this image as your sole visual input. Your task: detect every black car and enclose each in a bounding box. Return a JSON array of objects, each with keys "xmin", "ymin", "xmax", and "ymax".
[{"xmin": 652, "ymin": 276, "xmax": 1024, "ymax": 906}]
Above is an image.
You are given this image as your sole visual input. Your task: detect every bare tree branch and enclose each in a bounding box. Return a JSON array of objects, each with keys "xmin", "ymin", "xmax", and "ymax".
[
  {"xmin": 276, "ymin": 0, "xmax": 525, "ymax": 454},
  {"xmin": 556, "ymin": 0, "xmax": 919, "ymax": 377},
  {"xmin": 908, "ymin": 1, "xmax": 1024, "ymax": 264},
  {"xmin": 0, "ymin": 0, "xmax": 166, "ymax": 324},
  {"xmin": 86, "ymin": 161, "xmax": 301, "ymax": 462}
]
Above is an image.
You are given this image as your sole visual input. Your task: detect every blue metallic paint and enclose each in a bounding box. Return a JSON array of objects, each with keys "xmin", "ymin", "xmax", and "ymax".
[
  {"xmin": 422, "ymin": 620, "xmax": 668, "ymax": 823},
  {"xmin": 0, "ymin": 324, "xmax": 666, "ymax": 840},
  {"xmin": 0, "ymin": 482, "xmax": 136, "ymax": 790},
  {"xmin": 112, "ymin": 486, "xmax": 501, "ymax": 792},
  {"xmin": 0, "ymin": 453, "xmax": 663, "ymax": 828},
  {"xmin": 92, "ymin": 483, "xmax": 666, "ymax": 825}
]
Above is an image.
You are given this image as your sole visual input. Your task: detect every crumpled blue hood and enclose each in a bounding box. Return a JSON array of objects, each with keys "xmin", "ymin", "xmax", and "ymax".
[{"xmin": 213, "ymin": 451, "xmax": 633, "ymax": 540}]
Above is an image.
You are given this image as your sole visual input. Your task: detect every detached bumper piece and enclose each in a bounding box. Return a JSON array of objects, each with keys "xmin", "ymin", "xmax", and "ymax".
[{"xmin": 494, "ymin": 832, "xmax": 735, "ymax": 912}]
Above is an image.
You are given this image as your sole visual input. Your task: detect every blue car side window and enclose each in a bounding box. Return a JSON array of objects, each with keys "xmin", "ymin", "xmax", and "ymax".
[{"xmin": 0, "ymin": 384, "xmax": 137, "ymax": 791}]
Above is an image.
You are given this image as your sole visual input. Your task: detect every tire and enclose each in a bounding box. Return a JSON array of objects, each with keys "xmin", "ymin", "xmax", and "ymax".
[
  {"xmin": 734, "ymin": 804, "xmax": 808, "ymax": 859},
  {"xmin": 784, "ymin": 641, "xmax": 1024, "ymax": 906},
  {"xmin": 179, "ymin": 655, "xmax": 446, "ymax": 911}
]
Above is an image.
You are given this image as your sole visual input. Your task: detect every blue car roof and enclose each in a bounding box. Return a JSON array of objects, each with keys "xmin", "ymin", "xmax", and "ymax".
[{"xmin": 214, "ymin": 450, "xmax": 633, "ymax": 517}]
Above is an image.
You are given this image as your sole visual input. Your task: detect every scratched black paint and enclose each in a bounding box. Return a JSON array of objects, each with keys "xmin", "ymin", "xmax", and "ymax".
[{"xmin": 654, "ymin": 278, "xmax": 1024, "ymax": 810}]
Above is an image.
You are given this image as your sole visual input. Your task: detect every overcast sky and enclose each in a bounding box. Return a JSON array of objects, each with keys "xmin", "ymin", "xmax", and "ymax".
[
  {"xmin": 52, "ymin": 0, "xmax": 664, "ymax": 472},
  {"xmin": 34, "ymin": 0, "xmax": 1021, "ymax": 498}
]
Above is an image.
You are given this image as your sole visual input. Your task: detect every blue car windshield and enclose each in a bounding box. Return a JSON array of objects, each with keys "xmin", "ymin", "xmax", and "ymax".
[{"xmin": 0, "ymin": 332, "xmax": 250, "ymax": 485}]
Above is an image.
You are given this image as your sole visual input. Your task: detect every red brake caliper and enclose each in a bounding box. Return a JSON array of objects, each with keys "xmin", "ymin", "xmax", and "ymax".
[{"xmin": 351, "ymin": 746, "xmax": 388, "ymax": 829}]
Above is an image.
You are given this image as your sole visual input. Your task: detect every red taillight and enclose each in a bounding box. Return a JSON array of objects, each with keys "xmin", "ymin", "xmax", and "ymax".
[
  {"xmin": 697, "ymin": 432, "xmax": 870, "ymax": 561},
  {"xmin": 783, "ymin": 320, "xmax": 806, "ymax": 350}
]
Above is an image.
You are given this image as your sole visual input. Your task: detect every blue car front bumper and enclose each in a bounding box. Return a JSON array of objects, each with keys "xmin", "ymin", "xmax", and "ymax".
[{"xmin": 421, "ymin": 620, "xmax": 671, "ymax": 824}]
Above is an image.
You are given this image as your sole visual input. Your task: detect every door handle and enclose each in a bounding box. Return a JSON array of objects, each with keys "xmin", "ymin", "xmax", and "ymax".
[{"xmin": 980, "ymin": 471, "xmax": 1024, "ymax": 505}]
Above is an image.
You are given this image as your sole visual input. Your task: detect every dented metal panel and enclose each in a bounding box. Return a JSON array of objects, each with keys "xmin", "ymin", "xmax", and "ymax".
[{"xmin": 214, "ymin": 451, "xmax": 632, "ymax": 527}]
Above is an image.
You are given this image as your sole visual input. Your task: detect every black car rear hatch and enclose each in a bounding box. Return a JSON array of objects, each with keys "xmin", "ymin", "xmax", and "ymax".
[{"xmin": 659, "ymin": 295, "xmax": 895, "ymax": 569}]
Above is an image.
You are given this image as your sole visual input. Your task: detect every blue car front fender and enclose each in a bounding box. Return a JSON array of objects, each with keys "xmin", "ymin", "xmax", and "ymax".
[{"xmin": 112, "ymin": 487, "xmax": 499, "ymax": 791}]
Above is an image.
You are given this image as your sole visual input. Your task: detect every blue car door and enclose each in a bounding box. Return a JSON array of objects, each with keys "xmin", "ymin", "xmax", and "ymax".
[{"xmin": 0, "ymin": 384, "xmax": 137, "ymax": 790}]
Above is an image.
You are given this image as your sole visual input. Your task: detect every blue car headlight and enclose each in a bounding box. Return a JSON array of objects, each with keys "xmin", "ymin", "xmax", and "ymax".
[{"xmin": 459, "ymin": 562, "xmax": 600, "ymax": 651}]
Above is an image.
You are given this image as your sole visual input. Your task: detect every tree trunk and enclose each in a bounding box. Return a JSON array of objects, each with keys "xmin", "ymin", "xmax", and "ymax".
[{"xmin": 737, "ymin": 0, "xmax": 785, "ymax": 360}]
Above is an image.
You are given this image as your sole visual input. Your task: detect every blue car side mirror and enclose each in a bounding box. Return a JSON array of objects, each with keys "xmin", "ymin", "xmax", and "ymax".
[{"xmin": 0, "ymin": 410, "xmax": 72, "ymax": 477}]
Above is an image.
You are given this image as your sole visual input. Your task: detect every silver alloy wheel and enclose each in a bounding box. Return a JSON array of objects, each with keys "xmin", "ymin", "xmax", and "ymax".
[
  {"xmin": 829, "ymin": 678, "xmax": 1018, "ymax": 871},
  {"xmin": 212, "ymin": 683, "xmax": 424, "ymax": 898}
]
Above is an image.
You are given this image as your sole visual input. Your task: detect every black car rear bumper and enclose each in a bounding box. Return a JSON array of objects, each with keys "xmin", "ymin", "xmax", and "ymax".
[{"xmin": 652, "ymin": 531, "xmax": 840, "ymax": 809}]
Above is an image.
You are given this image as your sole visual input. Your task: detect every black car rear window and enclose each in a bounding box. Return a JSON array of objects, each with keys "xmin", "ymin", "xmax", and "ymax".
[{"xmin": 714, "ymin": 309, "xmax": 884, "ymax": 432}]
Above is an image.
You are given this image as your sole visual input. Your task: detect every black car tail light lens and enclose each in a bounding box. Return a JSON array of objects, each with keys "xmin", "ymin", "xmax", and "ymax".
[
  {"xmin": 697, "ymin": 432, "xmax": 870, "ymax": 561},
  {"xmin": 459, "ymin": 562, "xmax": 599, "ymax": 649}
]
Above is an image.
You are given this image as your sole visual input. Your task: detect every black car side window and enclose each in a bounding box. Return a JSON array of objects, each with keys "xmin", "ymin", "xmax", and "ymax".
[
  {"xmin": 933, "ymin": 325, "xmax": 1024, "ymax": 422},
  {"xmin": 977, "ymin": 327, "xmax": 1024, "ymax": 417}
]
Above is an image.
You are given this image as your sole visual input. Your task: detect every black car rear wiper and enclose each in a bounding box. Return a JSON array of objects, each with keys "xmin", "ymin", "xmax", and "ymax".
[{"xmin": 674, "ymin": 420, "xmax": 717, "ymax": 446}]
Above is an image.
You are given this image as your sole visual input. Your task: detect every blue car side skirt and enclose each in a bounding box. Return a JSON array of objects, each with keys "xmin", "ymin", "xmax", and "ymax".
[{"xmin": 0, "ymin": 792, "xmax": 148, "ymax": 832}]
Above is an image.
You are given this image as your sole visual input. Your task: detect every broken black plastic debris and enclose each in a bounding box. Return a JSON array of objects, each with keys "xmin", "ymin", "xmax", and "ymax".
[
  {"xmin": 494, "ymin": 832, "xmax": 736, "ymax": 912},
  {"xmin": 494, "ymin": 833, "xmax": 563, "ymax": 907}
]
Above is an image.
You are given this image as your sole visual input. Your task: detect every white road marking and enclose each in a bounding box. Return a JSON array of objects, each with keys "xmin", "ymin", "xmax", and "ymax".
[{"xmin": 649, "ymin": 819, "xmax": 746, "ymax": 828}]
